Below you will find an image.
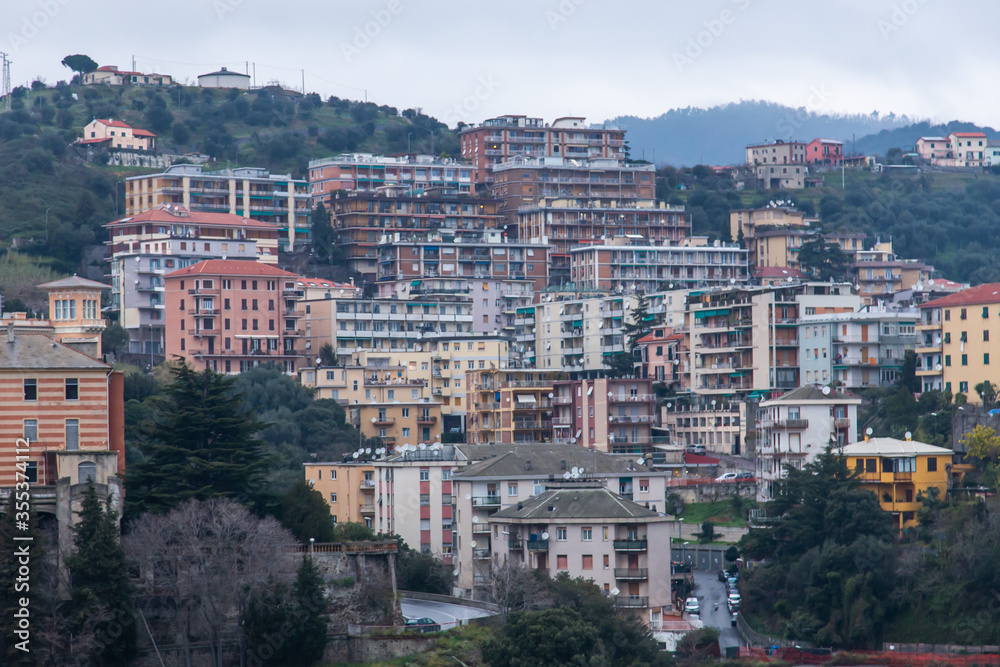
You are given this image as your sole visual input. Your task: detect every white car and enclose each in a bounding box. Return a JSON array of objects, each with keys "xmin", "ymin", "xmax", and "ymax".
[
  {"xmin": 684, "ymin": 597, "xmax": 700, "ymax": 615},
  {"xmin": 715, "ymin": 472, "xmax": 739, "ymax": 482}
]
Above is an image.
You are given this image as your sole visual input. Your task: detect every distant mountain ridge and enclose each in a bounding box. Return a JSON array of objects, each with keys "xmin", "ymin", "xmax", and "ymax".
[{"xmin": 606, "ymin": 100, "xmax": 998, "ymax": 167}]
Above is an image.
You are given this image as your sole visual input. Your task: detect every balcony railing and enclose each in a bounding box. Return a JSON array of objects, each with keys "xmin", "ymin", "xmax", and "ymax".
[
  {"xmin": 359, "ymin": 505, "xmax": 375, "ymax": 515},
  {"xmin": 372, "ymin": 418, "xmax": 395, "ymax": 426},
  {"xmin": 614, "ymin": 595, "xmax": 648, "ymax": 608},
  {"xmin": 473, "ymin": 549, "xmax": 491, "ymax": 560},
  {"xmin": 360, "ymin": 479, "xmax": 375, "ymax": 489},
  {"xmin": 613, "ymin": 539, "xmax": 647, "ymax": 551},
  {"xmin": 614, "ymin": 568, "xmax": 648, "ymax": 580},
  {"xmin": 472, "ymin": 524, "xmax": 491, "ymax": 534},
  {"xmin": 472, "ymin": 496, "xmax": 501, "ymax": 507},
  {"xmin": 416, "ymin": 415, "xmax": 437, "ymax": 425},
  {"xmin": 508, "ymin": 537, "xmax": 524, "ymax": 549},
  {"xmin": 526, "ymin": 539, "xmax": 549, "ymax": 550},
  {"xmin": 833, "ymin": 418, "xmax": 851, "ymax": 428}
]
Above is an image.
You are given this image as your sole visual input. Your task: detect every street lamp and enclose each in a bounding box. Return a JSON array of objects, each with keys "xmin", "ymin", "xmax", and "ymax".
[{"xmin": 309, "ymin": 537, "xmax": 315, "ymax": 555}]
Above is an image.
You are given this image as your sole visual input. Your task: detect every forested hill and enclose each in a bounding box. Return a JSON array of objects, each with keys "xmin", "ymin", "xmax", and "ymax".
[
  {"xmin": 0, "ymin": 79, "xmax": 457, "ymax": 296},
  {"xmin": 609, "ymin": 100, "xmax": 1000, "ymax": 167}
]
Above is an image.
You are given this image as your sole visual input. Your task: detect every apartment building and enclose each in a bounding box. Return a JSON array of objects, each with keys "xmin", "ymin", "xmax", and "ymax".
[
  {"xmin": 106, "ymin": 205, "xmax": 279, "ymax": 354},
  {"xmin": 745, "ymin": 140, "xmax": 808, "ymax": 166},
  {"xmin": 374, "ymin": 446, "xmax": 463, "ymax": 562},
  {"xmin": 451, "ymin": 444, "xmax": 673, "ymax": 598},
  {"xmin": 124, "ymin": 165, "xmax": 311, "ymax": 251},
  {"xmin": 914, "ymin": 132, "xmax": 988, "ymax": 168},
  {"xmin": 551, "ymin": 377, "xmax": 657, "ymax": 453},
  {"xmin": 568, "ymin": 237, "xmax": 748, "ymax": 293},
  {"xmin": 488, "ymin": 482, "xmax": 672, "ymax": 625},
  {"xmin": 459, "ymin": 115, "xmax": 626, "ymax": 184},
  {"xmin": 839, "ymin": 437, "xmax": 955, "ymax": 531},
  {"xmin": 308, "ymin": 154, "xmax": 474, "ymax": 204},
  {"xmin": 661, "ymin": 401, "xmax": 746, "ymax": 455},
  {"xmin": 916, "ymin": 283, "xmax": 1000, "ymax": 400},
  {"xmin": 685, "ymin": 282, "xmax": 857, "ymax": 396},
  {"xmin": 304, "ymin": 461, "xmax": 376, "ymax": 528},
  {"xmin": 517, "ymin": 198, "xmax": 687, "ymax": 281},
  {"xmin": 799, "ymin": 308, "xmax": 917, "ymax": 390},
  {"xmin": 372, "ymin": 229, "xmax": 547, "ymax": 320},
  {"xmin": 915, "ymin": 137, "xmax": 951, "ymax": 162},
  {"xmin": 729, "ymin": 205, "xmax": 811, "ymax": 243},
  {"xmin": 163, "ymin": 260, "xmax": 304, "ymax": 374},
  {"xmin": 805, "ymin": 138, "xmax": 844, "ymax": 166},
  {"xmin": 850, "ymin": 241, "xmax": 933, "ymax": 304},
  {"xmin": 349, "ymin": 400, "xmax": 444, "ymax": 452},
  {"xmin": 755, "ymin": 385, "xmax": 860, "ymax": 500},
  {"xmin": 466, "ymin": 369, "xmax": 560, "ymax": 444},
  {"xmin": 0, "ymin": 331, "xmax": 125, "ymax": 574},
  {"xmin": 751, "ymin": 163, "xmax": 810, "ymax": 190},
  {"xmin": 76, "ymin": 118, "xmax": 156, "ymax": 151},
  {"xmin": 327, "ymin": 189, "xmax": 503, "ymax": 278},
  {"xmin": 0, "ymin": 276, "xmax": 110, "ymax": 358},
  {"xmin": 636, "ymin": 326, "xmax": 686, "ymax": 391},
  {"xmin": 491, "ymin": 156, "xmax": 656, "ymax": 224}
]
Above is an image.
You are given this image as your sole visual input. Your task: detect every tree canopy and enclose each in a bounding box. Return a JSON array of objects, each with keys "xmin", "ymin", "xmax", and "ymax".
[{"xmin": 60, "ymin": 54, "xmax": 98, "ymax": 75}]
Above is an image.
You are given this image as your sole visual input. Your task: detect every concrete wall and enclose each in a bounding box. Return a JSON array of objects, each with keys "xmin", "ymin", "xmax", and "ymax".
[{"xmin": 667, "ymin": 481, "xmax": 756, "ymax": 504}]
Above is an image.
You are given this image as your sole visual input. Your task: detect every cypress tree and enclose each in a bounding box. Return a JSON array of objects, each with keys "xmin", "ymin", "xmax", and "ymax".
[
  {"xmin": 291, "ymin": 556, "xmax": 329, "ymax": 665},
  {"xmin": 66, "ymin": 482, "xmax": 136, "ymax": 664},
  {"xmin": 0, "ymin": 493, "xmax": 44, "ymax": 665},
  {"xmin": 126, "ymin": 363, "xmax": 271, "ymax": 517}
]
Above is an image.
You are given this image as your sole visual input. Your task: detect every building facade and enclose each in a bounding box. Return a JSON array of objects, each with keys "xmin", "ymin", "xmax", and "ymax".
[
  {"xmin": 552, "ymin": 377, "xmax": 657, "ymax": 453},
  {"xmin": 76, "ymin": 118, "xmax": 156, "ymax": 151},
  {"xmin": 308, "ymin": 155, "xmax": 475, "ymax": 203},
  {"xmin": 163, "ymin": 260, "xmax": 304, "ymax": 373},
  {"xmin": 466, "ymin": 369, "xmax": 558, "ymax": 444},
  {"xmin": 304, "ymin": 461, "xmax": 376, "ymax": 527},
  {"xmin": 124, "ymin": 165, "xmax": 311, "ymax": 251}
]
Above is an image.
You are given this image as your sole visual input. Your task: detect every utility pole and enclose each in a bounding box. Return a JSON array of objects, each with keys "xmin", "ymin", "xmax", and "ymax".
[{"xmin": 301, "ymin": 69, "xmax": 305, "ymax": 95}]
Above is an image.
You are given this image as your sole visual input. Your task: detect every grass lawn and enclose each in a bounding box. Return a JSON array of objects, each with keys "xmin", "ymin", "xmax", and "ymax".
[{"xmin": 678, "ymin": 500, "xmax": 749, "ymax": 528}]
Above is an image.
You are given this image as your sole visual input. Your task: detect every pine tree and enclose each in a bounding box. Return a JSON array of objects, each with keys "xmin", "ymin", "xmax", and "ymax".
[
  {"xmin": 279, "ymin": 482, "xmax": 336, "ymax": 544},
  {"xmin": 623, "ymin": 294, "xmax": 656, "ymax": 351},
  {"xmin": 291, "ymin": 556, "xmax": 329, "ymax": 664},
  {"xmin": 66, "ymin": 482, "xmax": 136, "ymax": 664},
  {"xmin": 311, "ymin": 203, "xmax": 334, "ymax": 263},
  {"xmin": 125, "ymin": 363, "xmax": 271, "ymax": 518}
]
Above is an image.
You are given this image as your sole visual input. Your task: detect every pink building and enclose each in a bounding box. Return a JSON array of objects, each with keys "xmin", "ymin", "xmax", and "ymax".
[
  {"xmin": 805, "ymin": 138, "xmax": 843, "ymax": 166},
  {"xmin": 163, "ymin": 260, "xmax": 304, "ymax": 374},
  {"xmin": 76, "ymin": 118, "xmax": 156, "ymax": 151}
]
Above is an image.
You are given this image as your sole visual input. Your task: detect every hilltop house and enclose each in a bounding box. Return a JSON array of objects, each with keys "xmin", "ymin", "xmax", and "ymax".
[{"xmin": 76, "ymin": 118, "xmax": 156, "ymax": 151}]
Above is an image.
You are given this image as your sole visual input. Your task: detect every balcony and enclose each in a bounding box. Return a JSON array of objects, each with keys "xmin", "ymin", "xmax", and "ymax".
[
  {"xmin": 472, "ymin": 523, "xmax": 491, "ymax": 534},
  {"xmin": 188, "ymin": 308, "xmax": 218, "ymax": 316},
  {"xmin": 360, "ymin": 479, "xmax": 376, "ymax": 489},
  {"xmin": 187, "ymin": 329, "xmax": 215, "ymax": 337},
  {"xmin": 372, "ymin": 417, "xmax": 395, "ymax": 427},
  {"xmin": 359, "ymin": 504, "xmax": 375, "ymax": 515},
  {"xmin": 552, "ymin": 396, "xmax": 573, "ymax": 405},
  {"xmin": 614, "ymin": 595, "xmax": 649, "ymax": 609},
  {"xmin": 472, "ymin": 496, "xmax": 501, "ymax": 507},
  {"xmin": 613, "ymin": 539, "xmax": 647, "ymax": 551},
  {"xmin": 526, "ymin": 539, "xmax": 549, "ymax": 551},
  {"xmin": 614, "ymin": 568, "xmax": 648, "ymax": 580},
  {"xmin": 834, "ymin": 418, "xmax": 851, "ymax": 428},
  {"xmin": 609, "ymin": 393, "xmax": 655, "ymax": 403},
  {"xmin": 416, "ymin": 415, "xmax": 437, "ymax": 426},
  {"xmin": 473, "ymin": 548, "xmax": 491, "ymax": 560}
]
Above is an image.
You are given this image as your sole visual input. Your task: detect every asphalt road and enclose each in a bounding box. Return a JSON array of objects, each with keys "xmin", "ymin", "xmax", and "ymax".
[
  {"xmin": 692, "ymin": 569, "xmax": 742, "ymax": 652},
  {"xmin": 401, "ymin": 598, "xmax": 493, "ymax": 631}
]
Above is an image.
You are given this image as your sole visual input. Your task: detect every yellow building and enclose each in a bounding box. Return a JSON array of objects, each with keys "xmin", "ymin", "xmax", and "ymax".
[
  {"xmin": 466, "ymin": 369, "xmax": 559, "ymax": 444},
  {"xmin": 729, "ymin": 205, "xmax": 811, "ymax": 244},
  {"xmin": 839, "ymin": 437, "xmax": 953, "ymax": 531},
  {"xmin": 304, "ymin": 462, "xmax": 376, "ymax": 528},
  {"xmin": 916, "ymin": 283, "xmax": 1000, "ymax": 400}
]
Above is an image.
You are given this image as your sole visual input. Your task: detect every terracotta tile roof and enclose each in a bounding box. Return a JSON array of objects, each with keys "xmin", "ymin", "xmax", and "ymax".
[
  {"xmin": 75, "ymin": 138, "xmax": 113, "ymax": 145},
  {"xmin": 132, "ymin": 129, "xmax": 156, "ymax": 137},
  {"xmin": 165, "ymin": 260, "xmax": 300, "ymax": 279},
  {"xmin": 920, "ymin": 283, "xmax": 1000, "ymax": 309},
  {"xmin": 105, "ymin": 205, "xmax": 278, "ymax": 230},
  {"xmin": 96, "ymin": 118, "xmax": 134, "ymax": 129},
  {"xmin": 754, "ymin": 266, "xmax": 808, "ymax": 279},
  {"xmin": 951, "ymin": 132, "xmax": 987, "ymax": 138}
]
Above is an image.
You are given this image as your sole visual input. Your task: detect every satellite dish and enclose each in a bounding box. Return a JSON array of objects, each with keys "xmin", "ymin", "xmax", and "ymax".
[
  {"xmin": 416, "ymin": 344, "xmax": 422, "ymax": 351},
  {"xmin": 365, "ymin": 448, "xmax": 372, "ymax": 454},
  {"xmin": 821, "ymin": 386, "xmax": 831, "ymax": 396},
  {"xmin": 611, "ymin": 587, "xmax": 620, "ymax": 596},
  {"xmin": 308, "ymin": 479, "xmax": 315, "ymax": 486},
  {"xmin": 352, "ymin": 452, "xmax": 359, "ymax": 459},
  {"xmin": 636, "ymin": 458, "xmax": 645, "ymax": 466},
  {"xmin": 453, "ymin": 568, "xmax": 459, "ymax": 575},
  {"xmin": 418, "ymin": 443, "xmax": 426, "ymax": 449},
  {"xmin": 470, "ymin": 540, "xmax": 477, "ymax": 548},
  {"xmin": 472, "ymin": 516, "xmax": 479, "ymax": 523},
  {"xmin": 935, "ymin": 363, "xmax": 942, "ymax": 371},
  {"xmin": 465, "ymin": 494, "xmax": 472, "ymax": 500},
  {"xmin": 571, "ymin": 467, "xmax": 579, "ymax": 475},
  {"xmin": 549, "ymin": 393, "xmax": 554, "ymax": 398},
  {"xmin": 571, "ymin": 471, "xmax": 579, "ymax": 479},
  {"xmin": 905, "ymin": 431, "xmax": 912, "ymax": 440},
  {"xmin": 563, "ymin": 471, "xmax": 572, "ymax": 479},
  {"xmin": 866, "ymin": 427, "xmax": 874, "ymax": 436},
  {"xmin": 316, "ymin": 357, "xmax": 322, "ymax": 365},
  {"xmin": 541, "ymin": 532, "xmax": 549, "ymax": 540},
  {"xmin": 370, "ymin": 417, "xmax": 377, "ymax": 423}
]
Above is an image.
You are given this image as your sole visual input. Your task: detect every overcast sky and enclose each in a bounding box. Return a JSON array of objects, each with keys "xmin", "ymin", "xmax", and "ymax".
[{"xmin": 7, "ymin": 0, "xmax": 999, "ymax": 128}]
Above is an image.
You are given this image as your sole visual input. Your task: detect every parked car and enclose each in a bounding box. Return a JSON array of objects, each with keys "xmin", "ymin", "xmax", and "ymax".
[
  {"xmin": 728, "ymin": 592, "xmax": 741, "ymax": 607},
  {"xmin": 684, "ymin": 597, "xmax": 700, "ymax": 615},
  {"xmin": 738, "ymin": 472, "xmax": 754, "ymax": 479},
  {"xmin": 405, "ymin": 617, "xmax": 441, "ymax": 633},
  {"xmin": 686, "ymin": 445, "xmax": 707, "ymax": 455},
  {"xmin": 716, "ymin": 472, "xmax": 739, "ymax": 482},
  {"xmin": 731, "ymin": 611, "xmax": 739, "ymax": 627},
  {"xmin": 718, "ymin": 569, "xmax": 728, "ymax": 582}
]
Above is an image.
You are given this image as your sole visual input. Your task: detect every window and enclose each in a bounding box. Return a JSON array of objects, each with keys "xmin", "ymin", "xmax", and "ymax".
[
  {"xmin": 986, "ymin": 330, "xmax": 991, "ymax": 342},
  {"xmin": 419, "ymin": 468, "xmax": 430, "ymax": 481},
  {"xmin": 581, "ymin": 527, "xmax": 592, "ymax": 541},
  {"xmin": 62, "ymin": 378, "xmax": 75, "ymax": 402},
  {"xmin": 66, "ymin": 419, "xmax": 79, "ymax": 451},
  {"xmin": 927, "ymin": 457, "xmax": 937, "ymax": 472},
  {"xmin": 329, "ymin": 469, "xmax": 337, "ymax": 480},
  {"xmin": 582, "ymin": 555, "xmax": 593, "ymax": 570},
  {"xmin": 945, "ymin": 355, "xmax": 951, "ymax": 367},
  {"xmin": 508, "ymin": 484, "xmax": 518, "ymax": 496},
  {"xmin": 556, "ymin": 527, "xmax": 567, "ymax": 541},
  {"xmin": 944, "ymin": 332, "xmax": 951, "ymax": 343},
  {"xmin": 960, "ymin": 332, "xmax": 968, "ymax": 342},
  {"xmin": 961, "ymin": 308, "xmax": 967, "ymax": 320},
  {"xmin": 441, "ymin": 494, "xmax": 452, "ymax": 505},
  {"xmin": 330, "ymin": 493, "xmax": 337, "ymax": 503},
  {"xmin": 984, "ymin": 306, "xmax": 990, "ymax": 318},
  {"xmin": 78, "ymin": 461, "xmax": 97, "ymax": 484},
  {"xmin": 639, "ymin": 479, "xmax": 649, "ymax": 493},
  {"xmin": 419, "ymin": 494, "xmax": 430, "ymax": 506},
  {"xmin": 442, "ymin": 469, "xmax": 451, "ymax": 481},
  {"xmin": 24, "ymin": 419, "xmax": 37, "ymax": 441},
  {"xmin": 961, "ymin": 354, "xmax": 968, "ymax": 366},
  {"xmin": 960, "ymin": 381, "xmax": 969, "ymax": 393},
  {"xmin": 987, "ymin": 354, "xmax": 991, "ymax": 365},
  {"xmin": 25, "ymin": 462, "xmax": 37, "ymax": 484},
  {"xmin": 557, "ymin": 555, "xmax": 568, "ymax": 570},
  {"xmin": 24, "ymin": 379, "xmax": 37, "ymax": 401},
  {"xmin": 945, "ymin": 310, "xmax": 951, "ymax": 321}
]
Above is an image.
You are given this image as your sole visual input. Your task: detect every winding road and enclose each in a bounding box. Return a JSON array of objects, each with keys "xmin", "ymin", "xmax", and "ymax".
[{"xmin": 400, "ymin": 597, "xmax": 493, "ymax": 631}]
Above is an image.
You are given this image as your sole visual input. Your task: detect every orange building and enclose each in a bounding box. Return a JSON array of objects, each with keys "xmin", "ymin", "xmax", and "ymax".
[
  {"xmin": 0, "ymin": 329, "xmax": 124, "ymax": 575},
  {"xmin": 2, "ymin": 276, "xmax": 110, "ymax": 358},
  {"xmin": 163, "ymin": 260, "xmax": 304, "ymax": 373},
  {"xmin": 304, "ymin": 461, "xmax": 377, "ymax": 528}
]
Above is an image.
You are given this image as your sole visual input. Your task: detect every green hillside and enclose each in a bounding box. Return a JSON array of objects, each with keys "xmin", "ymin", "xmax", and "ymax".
[{"xmin": 0, "ymin": 79, "xmax": 458, "ymax": 295}]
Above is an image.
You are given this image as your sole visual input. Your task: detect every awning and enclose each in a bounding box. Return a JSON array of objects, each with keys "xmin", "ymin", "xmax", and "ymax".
[
  {"xmin": 694, "ymin": 308, "xmax": 730, "ymax": 319},
  {"xmin": 515, "ymin": 394, "xmax": 537, "ymax": 404},
  {"xmin": 411, "ymin": 280, "xmax": 422, "ymax": 287}
]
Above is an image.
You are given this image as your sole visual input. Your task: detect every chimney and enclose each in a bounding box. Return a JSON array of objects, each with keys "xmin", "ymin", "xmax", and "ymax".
[{"xmin": 6, "ymin": 322, "xmax": 13, "ymax": 344}]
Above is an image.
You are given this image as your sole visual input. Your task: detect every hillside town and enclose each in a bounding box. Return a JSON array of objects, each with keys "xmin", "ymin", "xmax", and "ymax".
[{"xmin": 5, "ymin": 39, "xmax": 1000, "ymax": 666}]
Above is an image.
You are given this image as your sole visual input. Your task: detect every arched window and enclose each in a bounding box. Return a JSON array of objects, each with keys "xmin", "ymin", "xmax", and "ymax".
[{"xmin": 78, "ymin": 461, "xmax": 97, "ymax": 484}]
